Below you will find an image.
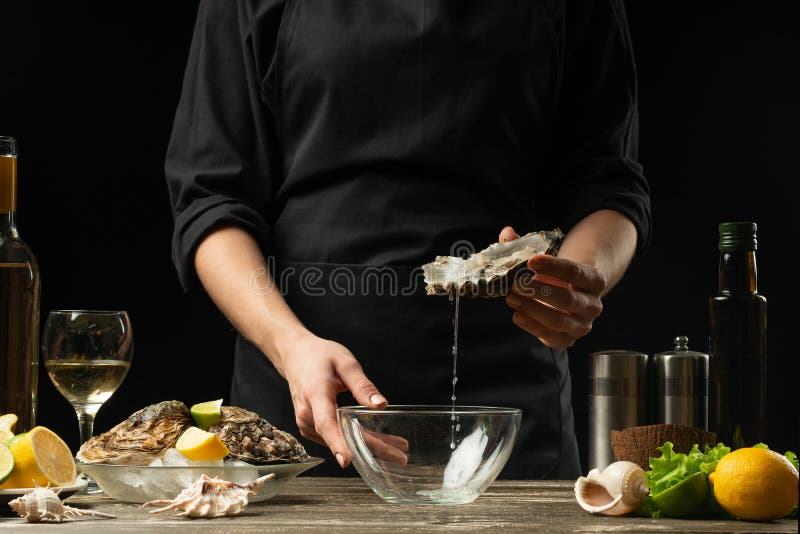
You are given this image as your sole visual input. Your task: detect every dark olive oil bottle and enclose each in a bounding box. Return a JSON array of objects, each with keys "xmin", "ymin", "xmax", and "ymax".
[{"xmin": 708, "ymin": 222, "xmax": 767, "ymax": 448}]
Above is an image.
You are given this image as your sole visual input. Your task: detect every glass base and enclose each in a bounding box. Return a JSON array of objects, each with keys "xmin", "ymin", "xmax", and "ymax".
[{"xmin": 79, "ymin": 476, "xmax": 104, "ymax": 495}]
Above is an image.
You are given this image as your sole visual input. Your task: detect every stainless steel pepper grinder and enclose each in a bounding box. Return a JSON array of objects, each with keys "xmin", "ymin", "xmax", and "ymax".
[
  {"xmin": 588, "ymin": 350, "xmax": 649, "ymax": 469},
  {"xmin": 652, "ymin": 336, "xmax": 709, "ymax": 429}
]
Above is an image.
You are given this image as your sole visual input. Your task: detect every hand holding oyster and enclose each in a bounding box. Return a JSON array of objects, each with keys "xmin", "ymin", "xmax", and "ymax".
[{"xmin": 77, "ymin": 401, "xmax": 310, "ymax": 466}]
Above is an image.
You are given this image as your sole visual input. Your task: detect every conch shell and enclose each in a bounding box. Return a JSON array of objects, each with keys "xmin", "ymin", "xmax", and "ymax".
[
  {"xmin": 143, "ymin": 474, "xmax": 274, "ymax": 518},
  {"xmin": 9, "ymin": 484, "xmax": 116, "ymax": 523},
  {"xmin": 574, "ymin": 461, "xmax": 649, "ymax": 516}
]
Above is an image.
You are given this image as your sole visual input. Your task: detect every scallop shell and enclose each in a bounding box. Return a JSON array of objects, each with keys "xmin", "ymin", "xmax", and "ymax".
[
  {"xmin": 422, "ymin": 229, "xmax": 563, "ymax": 297},
  {"xmin": 574, "ymin": 461, "xmax": 649, "ymax": 516}
]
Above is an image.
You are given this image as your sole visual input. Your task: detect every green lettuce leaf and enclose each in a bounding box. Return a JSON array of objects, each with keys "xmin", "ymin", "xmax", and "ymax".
[
  {"xmin": 785, "ymin": 451, "xmax": 798, "ymax": 471},
  {"xmin": 646, "ymin": 442, "xmax": 730, "ymax": 496}
]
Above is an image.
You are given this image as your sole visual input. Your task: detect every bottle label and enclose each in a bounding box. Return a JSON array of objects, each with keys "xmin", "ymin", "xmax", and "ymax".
[{"xmin": 0, "ymin": 156, "xmax": 16, "ymax": 213}]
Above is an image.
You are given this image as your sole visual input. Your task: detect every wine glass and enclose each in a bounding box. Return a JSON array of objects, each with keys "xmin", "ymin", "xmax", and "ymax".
[{"xmin": 42, "ymin": 310, "xmax": 133, "ymax": 490}]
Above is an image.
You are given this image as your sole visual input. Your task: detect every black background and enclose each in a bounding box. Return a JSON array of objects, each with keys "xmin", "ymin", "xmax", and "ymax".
[{"xmin": 1, "ymin": 2, "xmax": 797, "ymax": 472}]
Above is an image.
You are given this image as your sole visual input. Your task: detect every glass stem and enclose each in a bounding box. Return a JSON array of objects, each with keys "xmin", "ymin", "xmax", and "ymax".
[{"xmin": 76, "ymin": 409, "xmax": 96, "ymax": 445}]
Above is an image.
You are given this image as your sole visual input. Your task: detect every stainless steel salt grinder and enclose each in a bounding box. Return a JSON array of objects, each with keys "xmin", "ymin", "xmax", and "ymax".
[
  {"xmin": 588, "ymin": 350, "xmax": 649, "ymax": 469},
  {"xmin": 652, "ymin": 336, "xmax": 709, "ymax": 429}
]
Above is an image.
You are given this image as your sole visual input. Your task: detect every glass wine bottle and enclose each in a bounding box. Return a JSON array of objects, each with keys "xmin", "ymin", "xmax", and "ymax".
[
  {"xmin": 708, "ymin": 222, "xmax": 767, "ymax": 449},
  {"xmin": 0, "ymin": 136, "xmax": 41, "ymax": 432}
]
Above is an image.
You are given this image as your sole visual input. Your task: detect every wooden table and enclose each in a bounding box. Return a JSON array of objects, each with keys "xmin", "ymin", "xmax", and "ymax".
[{"xmin": 1, "ymin": 478, "xmax": 796, "ymax": 532}]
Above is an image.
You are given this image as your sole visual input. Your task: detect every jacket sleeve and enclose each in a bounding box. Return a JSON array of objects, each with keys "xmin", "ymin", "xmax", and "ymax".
[
  {"xmin": 550, "ymin": 0, "xmax": 652, "ymax": 256},
  {"xmin": 165, "ymin": 0, "xmax": 280, "ymax": 290}
]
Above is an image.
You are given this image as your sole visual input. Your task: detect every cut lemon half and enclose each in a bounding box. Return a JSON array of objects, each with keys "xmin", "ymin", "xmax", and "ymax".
[
  {"xmin": 0, "ymin": 443, "xmax": 14, "ymax": 485},
  {"xmin": 176, "ymin": 427, "xmax": 229, "ymax": 461},
  {"xmin": 0, "ymin": 426, "xmax": 76, "ymax": 488},
  {"xmin": 190, "ymin": 399, "xmax": 223, "ymax": 430}
]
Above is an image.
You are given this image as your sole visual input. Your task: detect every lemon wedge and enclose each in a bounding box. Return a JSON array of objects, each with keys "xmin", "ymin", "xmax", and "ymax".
[
  {"xmin": 175, "ymin": 427, "xmax": 229, "ymax": 461},
  {"xmin": 0, "ymin": 414, "xmax": 18, "ymax": 433},
  {"xmin": 0, "ymin": 426, "xmax": 77, "ymax": 488},
  {"xmin": 190, "ymin": 399, "xmax": 223, "ymax": 430}
]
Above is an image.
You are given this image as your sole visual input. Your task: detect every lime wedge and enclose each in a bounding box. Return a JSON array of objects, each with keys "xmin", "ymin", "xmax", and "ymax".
[
  {"xmin": 0, "ymin": 443, "xmax": 14, "ymax": 485},
  {"xmin": 651, "ymin": 471, "xmax": 709, "ymax": 518},
  {"xmin": 6, "ymin": 432, "xmax": 26, "ymax": 448},
  {"xmin": 190, "ymin": 399, "xmax": 223, "ymax": 430}
]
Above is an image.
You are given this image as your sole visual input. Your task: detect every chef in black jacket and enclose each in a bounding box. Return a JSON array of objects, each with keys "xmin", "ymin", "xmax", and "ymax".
[{"xmin": 166, "ymin": 0, "xmax": 651, "ymax": 478}]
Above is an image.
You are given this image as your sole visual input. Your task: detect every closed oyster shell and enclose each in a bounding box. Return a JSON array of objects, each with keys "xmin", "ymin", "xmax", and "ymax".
[
  {"xmin": 209, "ymin": 406, "xmax": 310, "ymax": 464},
  {"xmin": 422, "ymin": 229, "xmax": 563, "ymax": 297},
  {"xmin": 76, "ymin": 400, "xmax": 193, "ymax": 465}
]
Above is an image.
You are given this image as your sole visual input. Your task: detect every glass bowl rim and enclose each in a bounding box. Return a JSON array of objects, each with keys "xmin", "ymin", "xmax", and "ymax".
[
  {"xmin": 338, "ymin": 405, "xmax": 521, "ymax": 416},
  {"xmin": 49, "ymin": 309, "xmax": 129, "ymax": 316}
]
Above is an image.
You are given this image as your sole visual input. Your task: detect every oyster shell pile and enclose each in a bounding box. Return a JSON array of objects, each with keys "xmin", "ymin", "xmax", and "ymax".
[
  {"xmin": 209, "ymin": 406, "xmax": 310, "ymax": 464},
  {"xmin": 422, "ymin": 229, "xmax": 564, "ymax": 297},
  {"xmin": 77, "ymin": 401, "xmax": 309, "ymax": 465}
]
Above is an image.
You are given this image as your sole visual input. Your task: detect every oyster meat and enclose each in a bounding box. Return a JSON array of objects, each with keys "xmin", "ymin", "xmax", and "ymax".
[
  {"xmin": 77, "ymin": 400, "xmax": 193, "ymax": 465},
  {"xmin": 422, "ymin": 229, "xmax": 564, "ymax": 297},
  {"xmin": 209, "ymin": 406, "xmax": 310, "ymax": 464}
]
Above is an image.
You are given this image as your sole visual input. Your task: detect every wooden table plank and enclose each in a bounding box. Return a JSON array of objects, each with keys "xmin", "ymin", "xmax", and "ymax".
[{"xmin": 1, "ymin": 479, "xmax": 796, "ymax": 533}]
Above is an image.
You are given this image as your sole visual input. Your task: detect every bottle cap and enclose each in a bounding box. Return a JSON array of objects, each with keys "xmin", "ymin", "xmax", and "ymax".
[{"xmin": 718, "ymin": 221, "xmax": 757, "ymax": 251}]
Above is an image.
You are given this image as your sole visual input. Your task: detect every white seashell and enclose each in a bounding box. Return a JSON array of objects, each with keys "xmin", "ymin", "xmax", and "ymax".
[
  {"xmin": 143, "ymin": 473, "xmax": 274, "ymax": 518},
  {"xmin": 574, "ymin": 461, "xmax": 649, "ymax": 516},
  {"xmin": 8, "ymin": 483, "xmax": 115, "ymax": 523}
]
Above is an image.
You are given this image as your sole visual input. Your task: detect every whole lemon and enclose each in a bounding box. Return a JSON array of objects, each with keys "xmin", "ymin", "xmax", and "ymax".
[{"xmin": 709, "ymin": 448, "xmax": 798, "ymax": 521}]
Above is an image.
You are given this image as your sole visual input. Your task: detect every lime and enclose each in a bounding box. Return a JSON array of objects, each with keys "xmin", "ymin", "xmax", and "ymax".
[
  {"xmin": 0, "ymin": 443, "xmax": 14, "ymax": 485},
  {"xmin": 6, "ymin": 433, "xmax": 26, "ymax": 448},
  {"xmin": 175, "ymin": 427, "xmax": 229, "ymax": 461},
  {"xmin": 651, "ymin": 471, "xmax": 709, "ymax": 518},
  {"xmin": 190, "ymin": 399, "xmax": 223, "ymax": 429}
]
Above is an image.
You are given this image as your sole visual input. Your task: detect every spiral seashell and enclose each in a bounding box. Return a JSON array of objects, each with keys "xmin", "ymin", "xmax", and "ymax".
[
  {"xmin": 574, "ymin": 461, "xmax": 649, "ymax": 516},
  {"xmin": 143, "ymin": 473, "xmax": 274, "ymax": 518}
]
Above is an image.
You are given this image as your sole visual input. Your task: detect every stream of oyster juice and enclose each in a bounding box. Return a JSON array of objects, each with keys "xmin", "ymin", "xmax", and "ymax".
[{"xmin": 449, "ymin": 289, "xmax": 461, "ymax": 449}]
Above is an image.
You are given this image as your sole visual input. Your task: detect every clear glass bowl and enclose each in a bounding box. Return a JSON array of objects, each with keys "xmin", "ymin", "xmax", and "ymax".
[
  {"xmin": 77, "ymin": 458, "xmax": 323, "ymax": 503},
  {"xmin": 338, "ymin": 405, "xmax": 522, "ymax": 505}
]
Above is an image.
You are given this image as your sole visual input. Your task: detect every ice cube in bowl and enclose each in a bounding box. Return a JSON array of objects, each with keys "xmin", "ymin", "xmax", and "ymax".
[{"xmin": 338, "ymin": 405, "xmax": 521, "ymax": 505}]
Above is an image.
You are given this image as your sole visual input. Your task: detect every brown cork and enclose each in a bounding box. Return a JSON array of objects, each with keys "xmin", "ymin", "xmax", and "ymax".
[
  {"xmin": 611, "ymin": 424, "xmax": 717, "ymax": 470},
  {"xmin": 0, "ymin": 156, "xmax": 17, "ymax": 213}
]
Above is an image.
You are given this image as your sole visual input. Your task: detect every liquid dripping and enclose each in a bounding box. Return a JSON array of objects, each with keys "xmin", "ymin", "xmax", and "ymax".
[{"xmin": 449, "ymin": 288, "xmax": 460, "ymax": 450}]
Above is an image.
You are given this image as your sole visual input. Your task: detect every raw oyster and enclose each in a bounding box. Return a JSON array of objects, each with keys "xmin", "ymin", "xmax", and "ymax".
[
  {"xmin": 422, "ymin": 229, "xmax": 564, "ymax": 297},
  {"xmin": 208, "ymin": 406, "xmax": 310, "ymax": 464},
  {"xmin": 76, "ymin": 400, "xmax": 193, "ymax": 465}
]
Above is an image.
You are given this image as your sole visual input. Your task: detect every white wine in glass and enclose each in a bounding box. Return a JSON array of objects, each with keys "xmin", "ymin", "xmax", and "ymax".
[{"xmin": 42, "ymin": 310, "xmax": 133, "ymax": 492}]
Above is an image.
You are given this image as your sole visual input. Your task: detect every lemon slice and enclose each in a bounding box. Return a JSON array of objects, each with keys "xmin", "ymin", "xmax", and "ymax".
[
  {"xmin": 0, "ymin": 426, "xmax": 77, "ymax": 488},
  {"xmin": 0, "ymin": 429, "xmax": 13, "ymax": 443},
  {"xmin": 176, "ymin": 427, "xmax": 229, "ymax": 461},
  {"xmin": 0, "ymin": 414, "xmax": 18, "ymax": 433},
  {"xmin": 0, "ymin": 443, "xmax": 14, "ymax": 485},
  {"xmin": 190, "ymin": 399, "xmax": 223, "ymax": 430}
]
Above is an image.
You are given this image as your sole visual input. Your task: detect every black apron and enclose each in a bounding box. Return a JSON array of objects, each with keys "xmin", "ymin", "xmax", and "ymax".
[
  {"xmin": 167, "ymin": 0, "xmax": 648, "ymax": 480},
  {"xmin": 231, "ymin": 263, "xmax": 580, "ymax": 479}
]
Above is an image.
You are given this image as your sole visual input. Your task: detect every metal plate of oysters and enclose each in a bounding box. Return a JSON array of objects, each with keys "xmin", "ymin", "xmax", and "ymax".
[{"xmin": 75, "ymin": 400, "xmax": 323, "ymax": 503}]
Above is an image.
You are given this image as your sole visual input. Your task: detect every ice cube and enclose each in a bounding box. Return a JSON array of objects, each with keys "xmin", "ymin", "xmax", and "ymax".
[
  {"xmin": 162, "ymin": 448, "xmax": 192, "ymax": 466},
  {"xmin": 148, "ymin": 457, "xmax": 163, "ymax": 467}
]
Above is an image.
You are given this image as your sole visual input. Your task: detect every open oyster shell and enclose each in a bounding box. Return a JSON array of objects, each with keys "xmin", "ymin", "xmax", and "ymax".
[
  {"xmin": 422, "ymin": 229, "xmax": 564, "ymax": 297},
  {"xmin": 77, "ymin": 400, "xmax": 193, "ymax": 465}
]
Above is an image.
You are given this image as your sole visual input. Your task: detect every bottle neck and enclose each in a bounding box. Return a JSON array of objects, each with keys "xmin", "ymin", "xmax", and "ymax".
[
  {"xmin": 1, "ymin": 155, "xmax": 17, "ymax": 236},
  {"xmin": 0, "ymin": 211, "xmax": 17, "ymax": 236},
  {"xmin": 718, "ymin": 250, "xmax": 757, "ymax": 295}
]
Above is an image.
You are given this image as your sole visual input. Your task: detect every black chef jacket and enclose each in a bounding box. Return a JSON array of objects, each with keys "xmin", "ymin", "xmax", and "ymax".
[{"xmin": 166, "ymin": 0, "xmax": 651, "ymax": 479}]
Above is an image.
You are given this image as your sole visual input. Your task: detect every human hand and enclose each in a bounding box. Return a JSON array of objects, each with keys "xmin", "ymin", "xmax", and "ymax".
[
  {"xmin": 276, "ymin": 332, "xmax": 387, "ymax": 468},
  {"xmin": 499, "ymin": 226, "xmax": 606, "ymax": 348}
]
